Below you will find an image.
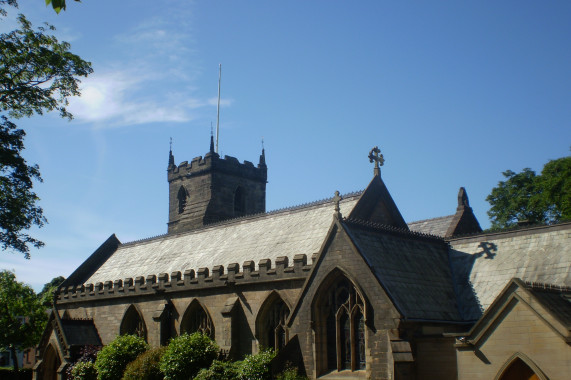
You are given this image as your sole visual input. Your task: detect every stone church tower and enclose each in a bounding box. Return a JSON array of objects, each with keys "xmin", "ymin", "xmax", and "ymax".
[{"xmin": 167, "ymin": 137, "xmax": 267, "ymax": 233}]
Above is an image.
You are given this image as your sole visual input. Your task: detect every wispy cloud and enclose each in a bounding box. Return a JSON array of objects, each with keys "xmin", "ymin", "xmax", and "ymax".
[
  {"xmin": 67, "ymin": 3, "xmax": 223, "ymax": 127},
  {"xmin": 68, "ymin": 70, "xmax": 211, "ymax": 126}
]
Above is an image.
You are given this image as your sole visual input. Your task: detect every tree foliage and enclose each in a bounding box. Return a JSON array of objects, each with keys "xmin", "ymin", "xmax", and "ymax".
[
  {"xmin": 0, "ymin": 117, "xmax": 46, "ymax": 257},
  {"xmin": 0, "ymin": 3, "xmax": 92, "ymax": 257},
  {"xmin": 0, "ymin": 270, "xmax": 48, "ymax": 373},
  {"xmin": 1, "ymin": 14, "xmax": 93, "ymax": 119},
  {"xmin": 45, "ymin": 0, "xmax": 81, "ymax": 14},
  {"xmin": 486, "ymin": 155, "xmax": 571, "ymax": 229},
  {"xmin": 539, "ymin": 156, "xmax": 571, "ymax": 221},
  {"xmin": 37, "ymin": 275, "xmax": 65, "ymax": 307}
]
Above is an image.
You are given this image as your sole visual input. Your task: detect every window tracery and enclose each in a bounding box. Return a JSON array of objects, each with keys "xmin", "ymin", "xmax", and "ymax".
[
  {"xmin": 265, "ymin": 298, "xmax": 289, "ymax": 350},
  {"xmin": 321, "ymin": 276, "xmax": 366, "ymax": 372},
  {"xmin": 180, "ymin": 301, "xmax": 214, "ymax": 339},
  {"xmin": 120, "ymin": 305, "xmax": 147, "ymax": 340}
]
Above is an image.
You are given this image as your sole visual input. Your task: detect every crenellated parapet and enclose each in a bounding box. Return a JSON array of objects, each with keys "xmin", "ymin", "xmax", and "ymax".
[
  {"xmin": 167, "ymin": 143, "xmax": 268, "ymax": 233},
  {"xmin": 56, "ymin": 254, "xmax": 311, "ymax": 303},
  {"xmin": 168, "ymin": 152, "xmax": 267, "ymax": 184}
]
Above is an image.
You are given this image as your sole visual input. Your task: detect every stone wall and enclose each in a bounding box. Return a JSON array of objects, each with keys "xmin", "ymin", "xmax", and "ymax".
[
  {"xmin": 57, "ymin": 255, "xmax": 309, "ymax": 356},
  {"xmin": 456, "ymin": 297, "xmax": 570, "ymax": 380}
]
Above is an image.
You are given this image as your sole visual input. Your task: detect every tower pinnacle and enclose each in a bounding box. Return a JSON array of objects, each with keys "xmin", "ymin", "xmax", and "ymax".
[{"xmin": 168, "ymin": 137, "xmax": 175, "ymax": 167}]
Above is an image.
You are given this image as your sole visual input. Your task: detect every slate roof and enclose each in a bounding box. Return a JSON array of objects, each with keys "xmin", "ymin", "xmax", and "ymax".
[
  {"xmin": 408, "ymin": 215, "xmax": 455, "ymax": 237},
  {"xmin": 84, "ymin": 194, "xmax": 361, "ymax": 285},
  {"xmin": 449, "ymin": 223, "xmax": 571, "ymax": 319},
  {"xmin": 526, "ymin": 283, "xmax": 571, "ymax": 328},
  {"xmin": 342, "ymin": 219, "xmax": 465, "ymax": 321}
]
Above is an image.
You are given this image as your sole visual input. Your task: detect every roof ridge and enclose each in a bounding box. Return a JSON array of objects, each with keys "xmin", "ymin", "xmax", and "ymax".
[
  {"xmin": 120, "ymin": 190, "xmax": 364, "ymax": 246},
  {"xmin": 524, "ymin": 281, "xmax": 571, "ymax": 293},
  {"xmin": 408, "ymin": 214, "xmax": 455, "ymax": 225},
  {"xmin": 343, "ymin": 217, "xmax": 445, "ymax": 242},
  {"xmin": 448, "ymin": 220, "xmax": 571, "ymax": 241}
]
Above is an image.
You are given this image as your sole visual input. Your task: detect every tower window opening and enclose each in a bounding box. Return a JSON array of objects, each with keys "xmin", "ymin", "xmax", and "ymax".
[
  {"xmin": 234, "ymin": 186, "xmax": 245, "ymax": 216},
  {"xmin": 177, "ymin": 186, "xmax": 187, "ymax": 214}
]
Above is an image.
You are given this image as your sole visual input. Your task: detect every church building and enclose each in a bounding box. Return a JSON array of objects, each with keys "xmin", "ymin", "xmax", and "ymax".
[{"xmin": 34, "ymin": 141, "xmax": 570, "ymax": 379}]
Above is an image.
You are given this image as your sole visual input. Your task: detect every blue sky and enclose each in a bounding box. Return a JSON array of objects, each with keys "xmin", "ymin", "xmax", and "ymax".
[{"xmin": 1, "ymin": 1, "xmax": 570, "ymax": 291}]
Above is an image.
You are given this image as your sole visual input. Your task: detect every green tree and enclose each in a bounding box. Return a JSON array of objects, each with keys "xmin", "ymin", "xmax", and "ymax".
[
  {"xmin": 539, "ymin": 156, "xmax": 571, "ymax": 221},
  {"xmin": 0, "ymin": 117, "xmax": 46, "ymax": 257},
  {"xmin": 37, "ymin": 275, "xmax": 65, "ymax": 307},
  {"xmin": 486, "ymin": 155, "xmax": 571, "ymax": 229},
  {"xmin": 0, "ymin": 270, "xmax": 48, "ymax": 374},
  {"xmin": 0, "ymin": 2, "xmax": 92, "ymax": 257},
  {"xmin": 45, "ymin": 0, "xmax": 81, "ymax": 14}
]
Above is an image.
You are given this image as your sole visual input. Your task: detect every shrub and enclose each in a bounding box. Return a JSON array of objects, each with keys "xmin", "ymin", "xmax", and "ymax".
[
  {"xmin": 275, "ymin": 366, "xmax": 308, "ymax": 380},
  {"xmin": 238, "ymin": 349, "xmax": 276, "ymax": 380},
  {"xmin": 160, "ymin": 332, "xmax": 219, "ymax": 380},
  {"xmin": 122, "ymin": 346, "xmax": 166, "ymax": 380},
  {"xmin": 66, "ymin": 345, "xmax": 101, "ymax": 379},
  {"xmin": 95, "ymin": 335, "xmax": 149, "ymax": 380},
  {"xmin": 70, "ymin": 361, "xmax": 97, "ymax": 380},
  {"xmin": 194, "ymin": 360, "xmax": 241, "ymax": 380}
]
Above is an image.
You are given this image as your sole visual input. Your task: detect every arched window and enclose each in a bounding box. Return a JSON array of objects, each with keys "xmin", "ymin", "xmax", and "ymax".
[
  {"xmin": 42, "ymin": 344, "xmax": 61, "ymax": 380},
  {"xmin": 177, "ymin": 186, "xmax": 187, "ymax": 214},
  {"xmin": 256, "ymin": 294, "xmax": 289, "ymax": 351},
  {"xmin": 234, "ymin": 186, "xmax": 245, "ymax": 216},
  {"xmin": 120, "ymin": 305, "xmax": 147, "ymax": 340},
  {"xmin": 314, "ymin": 272, "xmax": 366, "ymax": 374},
  {"xmin": 498, "ymin": 357, "xmax": 541, "ymax": 380},
  {"xmin": 180, "ymin": 300, "xmax": 214, "ymax": 339}
]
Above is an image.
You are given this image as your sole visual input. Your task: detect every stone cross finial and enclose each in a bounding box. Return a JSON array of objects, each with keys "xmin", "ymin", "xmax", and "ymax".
[
  {"xmin": 368, "ymin": 146, "xmax": 384, "ymax": 177},
  {"xmin": 333, "ymin": 190, "xmax": 342, "ymax": 217}
]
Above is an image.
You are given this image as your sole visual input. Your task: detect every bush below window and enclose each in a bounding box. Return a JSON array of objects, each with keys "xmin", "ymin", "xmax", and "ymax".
[
  {"xmin": 94, "ymin": 334, "xmax": 149, "ymax": 380},
  {"xmin": 123, "ymin": 346, "xmax": 166, "ymax": 380},
  {"xmin": 159, "ymin": 332, "xmax": 219, "ymax": 380}
]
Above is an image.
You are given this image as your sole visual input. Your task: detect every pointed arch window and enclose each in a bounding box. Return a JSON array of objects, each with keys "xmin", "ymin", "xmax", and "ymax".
[
  {"xmin": 177, "ymin": 186, "xmax": 187, "ymax": 214},
  {"xmin": 266, "ymin": 298, "xmax": 289, "ymax": 350},
  {"xmin": 498, "ymin": 357, "xmax": 542, "ymax": 380},
  {"xmin": 315, "ymin": 274, "xmax": 366, "ymax": 374},
  {"xmin": 256, "ymin": 293, "xmax": 290, "ymax": 351},
  {"xmin": 180, "ymin": 300, "xmax": 214, "ymax": 339},
  {"xmin": 120, "ymin": 305, "xmax": 147, "ymax": 340},
  {"xmin": 234, "ymin": 186, "xmax": 245, "ymax": 216}
]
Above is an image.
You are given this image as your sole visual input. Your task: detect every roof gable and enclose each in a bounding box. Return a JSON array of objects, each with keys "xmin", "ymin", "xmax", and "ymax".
[
  {"xmin": 287, "ymin": 216, "xmax": 401, "ymax": 326},
  {"xmin": 342, "ymin": 219, "xmax": 467, "ymax": 321},
  {"xmin": 348, "ymin": 175, "xmax": 408, "ymax": 230},
  {"xmin": 408, "ymin": 187, "xmax": 482, "ymax": 238},
  {"xmin": 288, "ymin": 215, "xmax": 468, "ymax": 324},
  {"xmin": 454, "ymin": 278, "xmax": 571, "ymax": 345}
]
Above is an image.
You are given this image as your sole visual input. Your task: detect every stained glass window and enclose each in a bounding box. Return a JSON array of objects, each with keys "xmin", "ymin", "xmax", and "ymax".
[{"xmin": 323, "ymin": 277, "xmax": 366, "ymax": 372}]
